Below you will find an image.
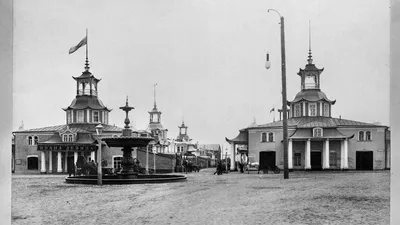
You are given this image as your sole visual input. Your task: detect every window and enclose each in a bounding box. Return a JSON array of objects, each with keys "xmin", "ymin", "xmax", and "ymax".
[
  {"xmin": 104, "ymin": 112, "xmax": 108, "ymax": 124},
  {"xmin": 313, "ymin": 128, "xmax": 323, "ymax": 137},
  {"xmin": 77, "ymin": 110, "xmax": 84, "ymax": 123},
  {"xmin": 365, "ymin": 131, "xmax": 372, "ymax": 141},
  {"xmin": 113, "ymin": 156, "xmax": 123, "ymax": 170},
  {"xmin": 324, "ymin": 103, "xmax": 329, "ymax": 117},
  {"xmin": 267, "ymin": 132, "xmax": 274, "ymax": 142},
  {"xmin": 63, "ymin": 135, "xmax": 68, "ymax": 142},
  {"xmin": 329, "ymin": 152, "xmax": 337, "ymax": 166},
  {"xmin": 309, "ymin": 103, "xmax": 317, "ymax": 116},
  {"xmin": 294, "ymin": 153, "xmax": 301, "ymax": 166},
  {"xmin": 359, "ymin": 131, "xmax": 372, "ymax": 141},
  {"xmin": 68, "ymin": 134, "xmax": 73, "ymax": 142},
  {"xmin": 93, "ymin": 111, "xmax": 100, "ymax": 123},
  {"xmin": 358, "ymin": 131, "xmax": 365, "ymax": 141},
  {"xmin": 67, "ymin": 111, "xmax": 72, "ymax": 124},
  {"xmin": 28, "ymin": 136, "xmax": 38, "ymax": 145},
  {"xmin": 261, "ymin": 133, "xmax": 267, "ymax": 142},
  {"xmin": 295, "ymin": 104, "xmax": 301, "ymax": 117}
]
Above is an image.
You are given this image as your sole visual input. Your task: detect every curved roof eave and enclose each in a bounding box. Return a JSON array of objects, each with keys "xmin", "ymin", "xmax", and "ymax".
[{"xmin": 288, "ymin": 97, "xmax": 336, "ymax": 104}]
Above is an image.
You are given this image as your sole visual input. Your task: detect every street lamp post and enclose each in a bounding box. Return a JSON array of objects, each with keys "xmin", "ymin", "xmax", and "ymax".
[
  {"xmin": 267, "ymin": 9, "xmax": 289, "ymax": 179},
  {"xmin": 146, "ymin": 144, "xmax": 149, "ymax": 174},
  {"xmin": 95, "ymin": 124, "xmax": 104, "ymax": 185}
]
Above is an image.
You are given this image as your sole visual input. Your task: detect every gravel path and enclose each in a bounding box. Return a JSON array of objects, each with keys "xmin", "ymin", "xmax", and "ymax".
[{"xmin": 12, "ymin": 169, "xmax": 389, "ymax": 225}]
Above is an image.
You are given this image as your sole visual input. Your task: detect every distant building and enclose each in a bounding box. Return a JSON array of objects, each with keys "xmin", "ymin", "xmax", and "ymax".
[
  {"xmin": 166, "ymin": 121, "xmax": 197, "ymax": 155},
  {"xmin": 147, "ymin": 89, "xmax": 169, "ymax": 154},
  {"xmin": 226, "ymin": 48, "xmax": 390, "ymax": 171}
]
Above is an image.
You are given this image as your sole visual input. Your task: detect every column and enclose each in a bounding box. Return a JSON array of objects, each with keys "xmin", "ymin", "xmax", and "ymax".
[
  {"xmin": 64, "ymin": 152, "xmax": 68, "ymax": 172},
  {"xmin": 40, "ymin": 151, "xmax": 46, "ymax": 173},
  {"xmin": 231, "ymin": 143, "xmax": 235, "ymax": 170},
  {"xmin": 343, "ymin": 139, "xmax": 348, "ymax": 169},
  {"xmin": 340, "ymin": 140, "xmax": 344, "ymax": 169},
  {"xmin": 48, "ymin": 151, "xmax": 53, "ymax": 173},
  {"xmin": 288, "ymin": 139, "xmax": 293, "ymax": 169},
  {"xmin": 56, "ymin": 152, "xmax": 62, "ymax": 172},
  {"xmin": 74, "ymin": 152, "xmax": 78, "ymax": 165},
  {"xmin": 323, "ymin": 139, "xmax": 330, "ymax": 169},
  {"xmin": 303, "ymin": 102, "xmax": 306, "ymax": 116},
  {"xmin": 305, "ymin": 139, "xmax": 311, "ymax": 169},
  {"xmin": 91, "ymin": 151, "xmax": 95, "ymax": 161}
]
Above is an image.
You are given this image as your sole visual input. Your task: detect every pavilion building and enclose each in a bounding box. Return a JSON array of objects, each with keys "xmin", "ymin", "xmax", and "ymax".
[
  {"xmin": 12, "ymin": 60, "xmax": 127, "ymax": 173},
  {"xmin": 226, "ymin": 48, "xmax": 390, "ymax": 171}
]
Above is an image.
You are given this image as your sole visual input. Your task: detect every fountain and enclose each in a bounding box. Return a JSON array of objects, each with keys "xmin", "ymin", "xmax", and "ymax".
[{"xmin": 65, "ymin": 98, "xmax": 187, "ymax": 184}]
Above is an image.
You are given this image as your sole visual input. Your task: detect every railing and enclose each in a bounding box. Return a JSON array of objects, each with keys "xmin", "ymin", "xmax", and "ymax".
[
  {"xmin": 303, "ymin": 83, "xmax": 319, "ymax": 89},
  {"xmin": 78, "ymin": 90, "xmax": 97, "ymax": 96}
]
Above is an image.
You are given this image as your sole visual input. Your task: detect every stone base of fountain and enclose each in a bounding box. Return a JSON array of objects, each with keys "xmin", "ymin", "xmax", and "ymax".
[{"xmin": 65, "ymin": 174, "xmax": 187, "ymax": 184}]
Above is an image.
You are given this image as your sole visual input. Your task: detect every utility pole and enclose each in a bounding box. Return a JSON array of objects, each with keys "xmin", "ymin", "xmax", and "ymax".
[{"xmin": 267, "ymin": 9, "xmax": 289, "ymax": 179}]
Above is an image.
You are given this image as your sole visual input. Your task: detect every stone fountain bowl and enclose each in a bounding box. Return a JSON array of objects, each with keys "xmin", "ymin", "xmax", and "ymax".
[{"xmin": 65, "ymin": 174, "xmax": 187, "ymax": 184}]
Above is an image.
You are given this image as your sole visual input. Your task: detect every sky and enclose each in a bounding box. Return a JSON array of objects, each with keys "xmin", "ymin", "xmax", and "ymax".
[{"xmin": 13, "ymin": 0, "xmax": 390, "ymax": 149}]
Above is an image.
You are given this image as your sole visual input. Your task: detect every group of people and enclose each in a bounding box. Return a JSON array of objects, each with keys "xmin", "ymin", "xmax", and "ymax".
[
  {"xmin": 236, "ymin": 153, "xmax": 248, "ymax": 173},
  {"xmin": 214, "ymin": 159, "xmax": 230, "ymax": 175},
  {"xmin": 67, "ymin": 156, "xmax": 97, "ymax": 177}
]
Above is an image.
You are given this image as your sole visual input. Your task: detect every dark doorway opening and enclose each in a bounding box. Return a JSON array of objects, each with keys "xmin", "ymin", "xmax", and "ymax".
[
  {"xmin": 27, "ymin": 156, "xmax": 39, "ymax": 170},
  {"xmin": 259, "ymin": 151, "xmax": 276, "ymax": 169},
  {"xmin": 356, "ymin": 151, "xmax": 373, "ymax": 170},
  {"xmin": 311, "ymin": 152, "xmax": 322, "ymax": 170}
]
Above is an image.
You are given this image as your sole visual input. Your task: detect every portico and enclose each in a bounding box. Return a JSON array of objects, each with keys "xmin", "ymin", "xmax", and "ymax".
[
  {"xmin": 288, "ymin": 136, "xmax": 350, "ymax": 170},
  {"xmin": 37, "ymin": 131, "xmax": 97, "ymax": 173}
]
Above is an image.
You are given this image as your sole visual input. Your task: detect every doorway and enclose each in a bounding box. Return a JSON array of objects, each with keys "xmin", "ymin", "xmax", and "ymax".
[
  {"xmin": 356, "ymin": 151, "xmax": 373, "ymax": 170},
  {"xmin": 259, "ymin": 151, "xmax": 276, "ymax": 169},
  {"xmin": 311, "ymin": 152, "xmax": 322, "ymax": 170},
  {"xmin": 27, "ymin": 156, "xmax": 39, "ymax": 170}
]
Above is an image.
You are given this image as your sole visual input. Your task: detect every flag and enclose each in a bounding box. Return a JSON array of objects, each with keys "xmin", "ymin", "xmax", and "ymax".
[
  {"xmin": 270, "ymin": 108, "xmax": 275, "ymax": 113},
  {"xmin": 69, "ymin": 36, "xmax": 87, "ymax": 54}
]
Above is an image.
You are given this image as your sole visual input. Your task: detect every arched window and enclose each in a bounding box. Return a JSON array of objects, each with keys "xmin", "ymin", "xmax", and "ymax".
[
  {"xmin": 27, "ymin": 155, "xmax": 39, "ymax": 170},
  {"xmin": 68, "ymin": 134, "xmax": 73, "ymax": 142},
  {"xmin": 268, "ymin": 132, "xmax": 274, "ymax": 142},
  {"xmin": 261, "ymin": 133, "xmax": 267, "ymax": 142},
  {"xmin": 34, "ymin": 136, "xmax": 38, "ymax": 145},
  {"xmin": 365, "ymin": 131, "xmax": 372, "ymax": 141},
  {"xmin": 63, "ymin": 135, "xmax": 69, "ymax": 142},
  {"xmin": 28, "ymin": 136, "xmax": 33, "ymax": 145},
  {"xmin": 358, "ymin": 131, "xmax": 365, "ymax": 141}
]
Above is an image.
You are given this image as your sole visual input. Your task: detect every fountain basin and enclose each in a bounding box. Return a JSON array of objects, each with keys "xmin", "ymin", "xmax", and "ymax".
[{"xmin": 65, "ymin": 174, "xmax": 187, "ymax": 184}]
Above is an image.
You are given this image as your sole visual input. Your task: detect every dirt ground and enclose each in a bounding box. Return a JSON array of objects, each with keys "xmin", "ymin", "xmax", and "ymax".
[{"xmin": 12, "ymin": 169, "xmax": 389, "ymax": 225}]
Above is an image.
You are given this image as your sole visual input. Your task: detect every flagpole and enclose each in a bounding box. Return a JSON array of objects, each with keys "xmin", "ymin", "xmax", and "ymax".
[{"xmin": 85, "ymin": 28, "xmax": 89, "ymax": 71}]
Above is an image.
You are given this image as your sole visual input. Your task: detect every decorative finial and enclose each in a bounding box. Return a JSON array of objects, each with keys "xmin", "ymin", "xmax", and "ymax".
[
  {"xmin": 119, "ymin": 97, "xmax": 135, "ymax": 131},
  {"xmin": 308, "ymin": 20, "xmax": 313, "ymax": 65}
]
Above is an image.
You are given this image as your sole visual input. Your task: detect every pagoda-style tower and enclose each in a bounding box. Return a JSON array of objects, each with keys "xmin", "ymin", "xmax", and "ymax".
[
  {"xmin": 63, "ymin": 59, "xmax": 111, "ymax": 124},
  {"xmin": 287, "ymin": 34, "xmax": 335, "ymax": 118},
  {"xmin": 147, "ymin": 84, "xmax": 168, "ymax": 153},
  {"xmin": 147, "ymin": 84, "xmax": 165, "ymax": 133},
  {"xmin": 176, "ymin": 121, "xmax": 189, "ymax": 142}
]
